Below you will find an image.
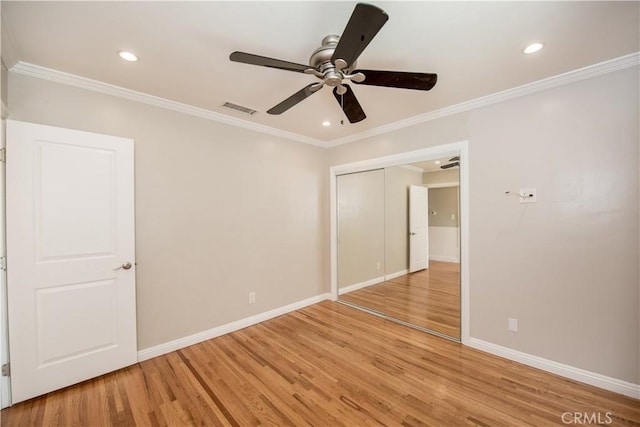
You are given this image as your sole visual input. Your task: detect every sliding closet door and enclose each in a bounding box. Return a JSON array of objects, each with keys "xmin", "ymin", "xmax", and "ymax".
[{"xmin": 336, "ymin": 169, "xmax": 385, "ymax": 313}]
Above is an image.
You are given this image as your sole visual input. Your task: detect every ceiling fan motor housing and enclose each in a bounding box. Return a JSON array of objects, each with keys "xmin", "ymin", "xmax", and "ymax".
[
  {"xmin": 309, "ymin": 35, "xmax": 356, "ymax": 87},
  {"xmin": 310, "ymin": 35, "xmax": 354, "ymax": 69}
]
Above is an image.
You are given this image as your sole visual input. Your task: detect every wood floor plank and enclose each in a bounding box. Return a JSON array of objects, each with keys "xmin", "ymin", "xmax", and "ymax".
[
  {"xmin": 2, "ymin": 300, "xmax": 638, "ymax": 426},
  {"xmin": 340, "ymin": 261, "xmax": 461, "ymax": 338}
]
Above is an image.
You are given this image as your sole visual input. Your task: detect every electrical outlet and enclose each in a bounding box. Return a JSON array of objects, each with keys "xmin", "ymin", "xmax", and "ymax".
[
  {"xmin": 376, "ymin": 261, "xmax": 381, "ymax": 270},
  {"xmin": 249, "ymin": 292, "xmax": 256, "ymax": 304},
  {"xmin": 508, "ymin": 318, "xmax": 518, "ymax": 332},
  {"xmin": 519, "ymin": 188, "xmax": 537, "ymax": 204}
]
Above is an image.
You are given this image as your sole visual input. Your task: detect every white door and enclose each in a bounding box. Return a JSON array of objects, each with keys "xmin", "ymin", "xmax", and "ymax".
[
  {"xmin": 409, "ymin": 185, "xmax": 429, "ymax": 273},
  {"xmin": 6, "ymin": 120, "xmax": 137, "ymax": 403}
]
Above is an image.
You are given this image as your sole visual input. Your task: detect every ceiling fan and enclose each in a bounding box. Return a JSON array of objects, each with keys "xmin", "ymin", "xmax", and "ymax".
[
  {"xmin": 229, "ymin": 3, "xmax": 437, "ymax": 123},
  {"xmin": 440, "ymin": 156, "xmax": 460, "ymax": 169}
]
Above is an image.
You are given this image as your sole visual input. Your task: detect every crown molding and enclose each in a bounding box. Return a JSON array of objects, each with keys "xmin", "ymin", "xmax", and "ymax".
[
  {"xmin": 10, "ymin": 62, "xmax": 326, "ymax": 147},
  {"xmin": 325, "ymin": 52, "xmax": 640, "ymax": 147},
  {"xmin": 9, "ymin": 52, "xmax": 639, "ymax": 149}
]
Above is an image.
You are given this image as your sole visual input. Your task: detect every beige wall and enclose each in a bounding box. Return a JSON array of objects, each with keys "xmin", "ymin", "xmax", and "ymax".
[
  {"xmin": 8, "ymin": 73, "xmax": 329, "ymax": 350},
  {"xmin": 385, "ymin": 166, "xmax": 423, "ymax": 274},
  {"xmin": 329, "ymin": 67, "xmax": 640, "ymax": 384},
  {"xmin": 423, "ymin": 169, "xmax": 459, "ymax": 185},
  {"xmin": 337, "ymin": 170, "xmax": 385, "ymax": 288},
  {"xmin": 1, "ymin": 60, "xmax": 7, "ymax": 109},
  {"xmin": 429, "ymin": 187, "xmax": 459, "ymax": 228},
  {"xmin": 6, "ymin": 64, "xmax": 639, "ymax": 385}
]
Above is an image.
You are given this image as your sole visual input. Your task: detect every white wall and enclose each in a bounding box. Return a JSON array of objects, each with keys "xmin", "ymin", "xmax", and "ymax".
[
  {"xmin": 429, "ymin": 227, "xmax": 459, "ymax": 263},
  {"xmin": 427, "ymin": 186, "xmax": 460, "ymax": 262},
  {"xmin": 329, "ymin": 67, "xmax": 640, "ymax": 384},
  {"xmin": 7, "ymin": 73, "xmax": 329, "ymax": 350}
]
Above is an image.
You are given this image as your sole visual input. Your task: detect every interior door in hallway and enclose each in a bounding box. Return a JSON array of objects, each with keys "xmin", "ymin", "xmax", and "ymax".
[
  {"xmin": 409, "ymin": 185, "xmax": 429, "ymax": 272},
  {"xmin": 6, "ymin": 120, "xmax": 137, "ymax": 403}
]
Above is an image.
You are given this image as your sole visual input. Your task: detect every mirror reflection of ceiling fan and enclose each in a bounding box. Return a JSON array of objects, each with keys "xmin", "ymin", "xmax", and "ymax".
[
  {"xmin": 229, "ymin": 3, "xmax": 438, "ymax": 123},
  {"xmin": 440, "ymin": 156, "xmax": 460, "ymax": 169}
]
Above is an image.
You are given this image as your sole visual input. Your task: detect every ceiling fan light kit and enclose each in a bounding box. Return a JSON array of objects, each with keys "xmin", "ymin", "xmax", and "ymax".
[{"xmin": 229, "ymin": 3, "xmax": 437, "ymax": 124}]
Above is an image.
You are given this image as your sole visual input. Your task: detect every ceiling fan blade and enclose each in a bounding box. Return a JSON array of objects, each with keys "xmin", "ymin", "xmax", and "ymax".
[
  {"xmin": 440, "ymin": 162, "xmax": 460, "ymax": 169},
  {"xmin": 449, "ymin": 156, "xmax": 460, "ymax": 161},
  {"xmin": 267, "ymin": 84, "xmax": 319, "ymax": 115},
  {"xmin": 230, "ymin": 51, "xmax": 309, "ymax": 73},
  {"xmin": 353, "ymin": 70, "xmax": 438, "ymax": 91},
  {"xmin": 331, "ymin": 3, "xmax": 388, "ymax": 68},
  {"xmin": 333, "ymin": 84, "xmax": 366, "ymax": 123}
]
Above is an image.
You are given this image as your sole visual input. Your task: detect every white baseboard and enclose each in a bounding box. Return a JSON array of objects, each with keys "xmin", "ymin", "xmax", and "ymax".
[
  {"xmin": 137, "ymin": 293, "xmax": 331, "ymax": 362},
  {"xmin": 467, "ymin": 337, "xmax": 640, "ymax": 399},
  {"xmin": 429, "ymin": 255, "xmax": 460, "ymax": 263},
  {"xmin": 385, "ymin": 269, "xmax": 408, "ymax": 280},
  {"xmin": 136, "ymin": 294, "xmax": 639, "ymax": 399},
  {"xmin": 338, "ymin": 276, "xmax": 385, "ymax": 295}
]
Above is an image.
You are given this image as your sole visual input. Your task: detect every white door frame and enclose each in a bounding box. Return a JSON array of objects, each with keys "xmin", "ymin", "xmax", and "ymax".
[
  {"xmin": 0, "ymin": 119, "xmax": 9, "ymax": 409},
  {"xmin": 329, "ymin": 141, "xmax": 470, "ymax": 344}
]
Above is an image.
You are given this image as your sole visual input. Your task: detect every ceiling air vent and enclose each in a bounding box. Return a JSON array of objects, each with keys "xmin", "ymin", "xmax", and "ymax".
[{"xmin": 222, "ymin": 102, "xmax": 257, "ymax": 116}]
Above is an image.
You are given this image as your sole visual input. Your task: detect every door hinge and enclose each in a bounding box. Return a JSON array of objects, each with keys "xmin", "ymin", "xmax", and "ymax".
[
  {"xmin": 0, "ymin": 148, "xmax": 5, "ymax": 162},
  {"xmin": 1, "ymin": 363, "xmax": 9, "ymax": 377},
  {"xmin": 0, "ymin": 256, "xmax": 5, "ymax": 271}
]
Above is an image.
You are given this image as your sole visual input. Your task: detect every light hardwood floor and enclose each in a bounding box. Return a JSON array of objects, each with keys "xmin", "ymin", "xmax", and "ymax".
[
  {"xmin": 2, "ymin": 301, "xmax": 638, "ymax": 426},
  {"xmin": 340, "ymin": 261, "xmax": 461, "ymax": 338}
]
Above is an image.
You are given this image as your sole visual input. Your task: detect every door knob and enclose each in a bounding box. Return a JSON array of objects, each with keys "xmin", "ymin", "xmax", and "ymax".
[
  {"xmin": 409, "ymin": 232, "xmax": 417, "ymax": 236},
  {"xmin": 114, "ymin": 262, "xmax": 133, "ymax": 271}
]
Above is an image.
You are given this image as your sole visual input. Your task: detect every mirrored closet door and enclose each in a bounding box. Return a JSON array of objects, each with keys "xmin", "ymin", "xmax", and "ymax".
[
  {"xmin": 337, "ymin": 169, "xmax": 386, "ymax": 314},
  {"xmin": 337, "ymin": 159, "xmax": 461, "ymax": 340}
]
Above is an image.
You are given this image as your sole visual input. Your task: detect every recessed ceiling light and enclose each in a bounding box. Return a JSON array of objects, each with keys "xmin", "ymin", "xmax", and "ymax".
[
  {"xmin": 435, "ymin": 160, "xmax": 441, "ymax": 164},
  {"xmin": 322, "ymin": 121, "xmax": 331, "ymax": 127},
  {"xmin": 522, "ymin": 42, "xmax": 544, "ymax": 55},
  {"xmin": 118, "ymin": 51, "xmax": 138, "ymax": 62}
]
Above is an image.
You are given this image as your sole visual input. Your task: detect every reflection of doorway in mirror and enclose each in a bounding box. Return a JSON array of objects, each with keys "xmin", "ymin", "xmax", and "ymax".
[
  {"xmin": 427, "ymin": 186, "xmax": 460, "ymax": 263},
  {"xmin": 409, "ymin": 185, "xmax": 429, "ymax": 272}
]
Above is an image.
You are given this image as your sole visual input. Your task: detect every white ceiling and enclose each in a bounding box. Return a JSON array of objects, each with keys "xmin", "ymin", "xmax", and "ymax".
[
  {"xmin": 412, "ymin": 157, "xmax": 458, "ymax": 173},
  {"xmin": 2, "ymin": 1, "xmax": 639, "ymax": 144}
]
